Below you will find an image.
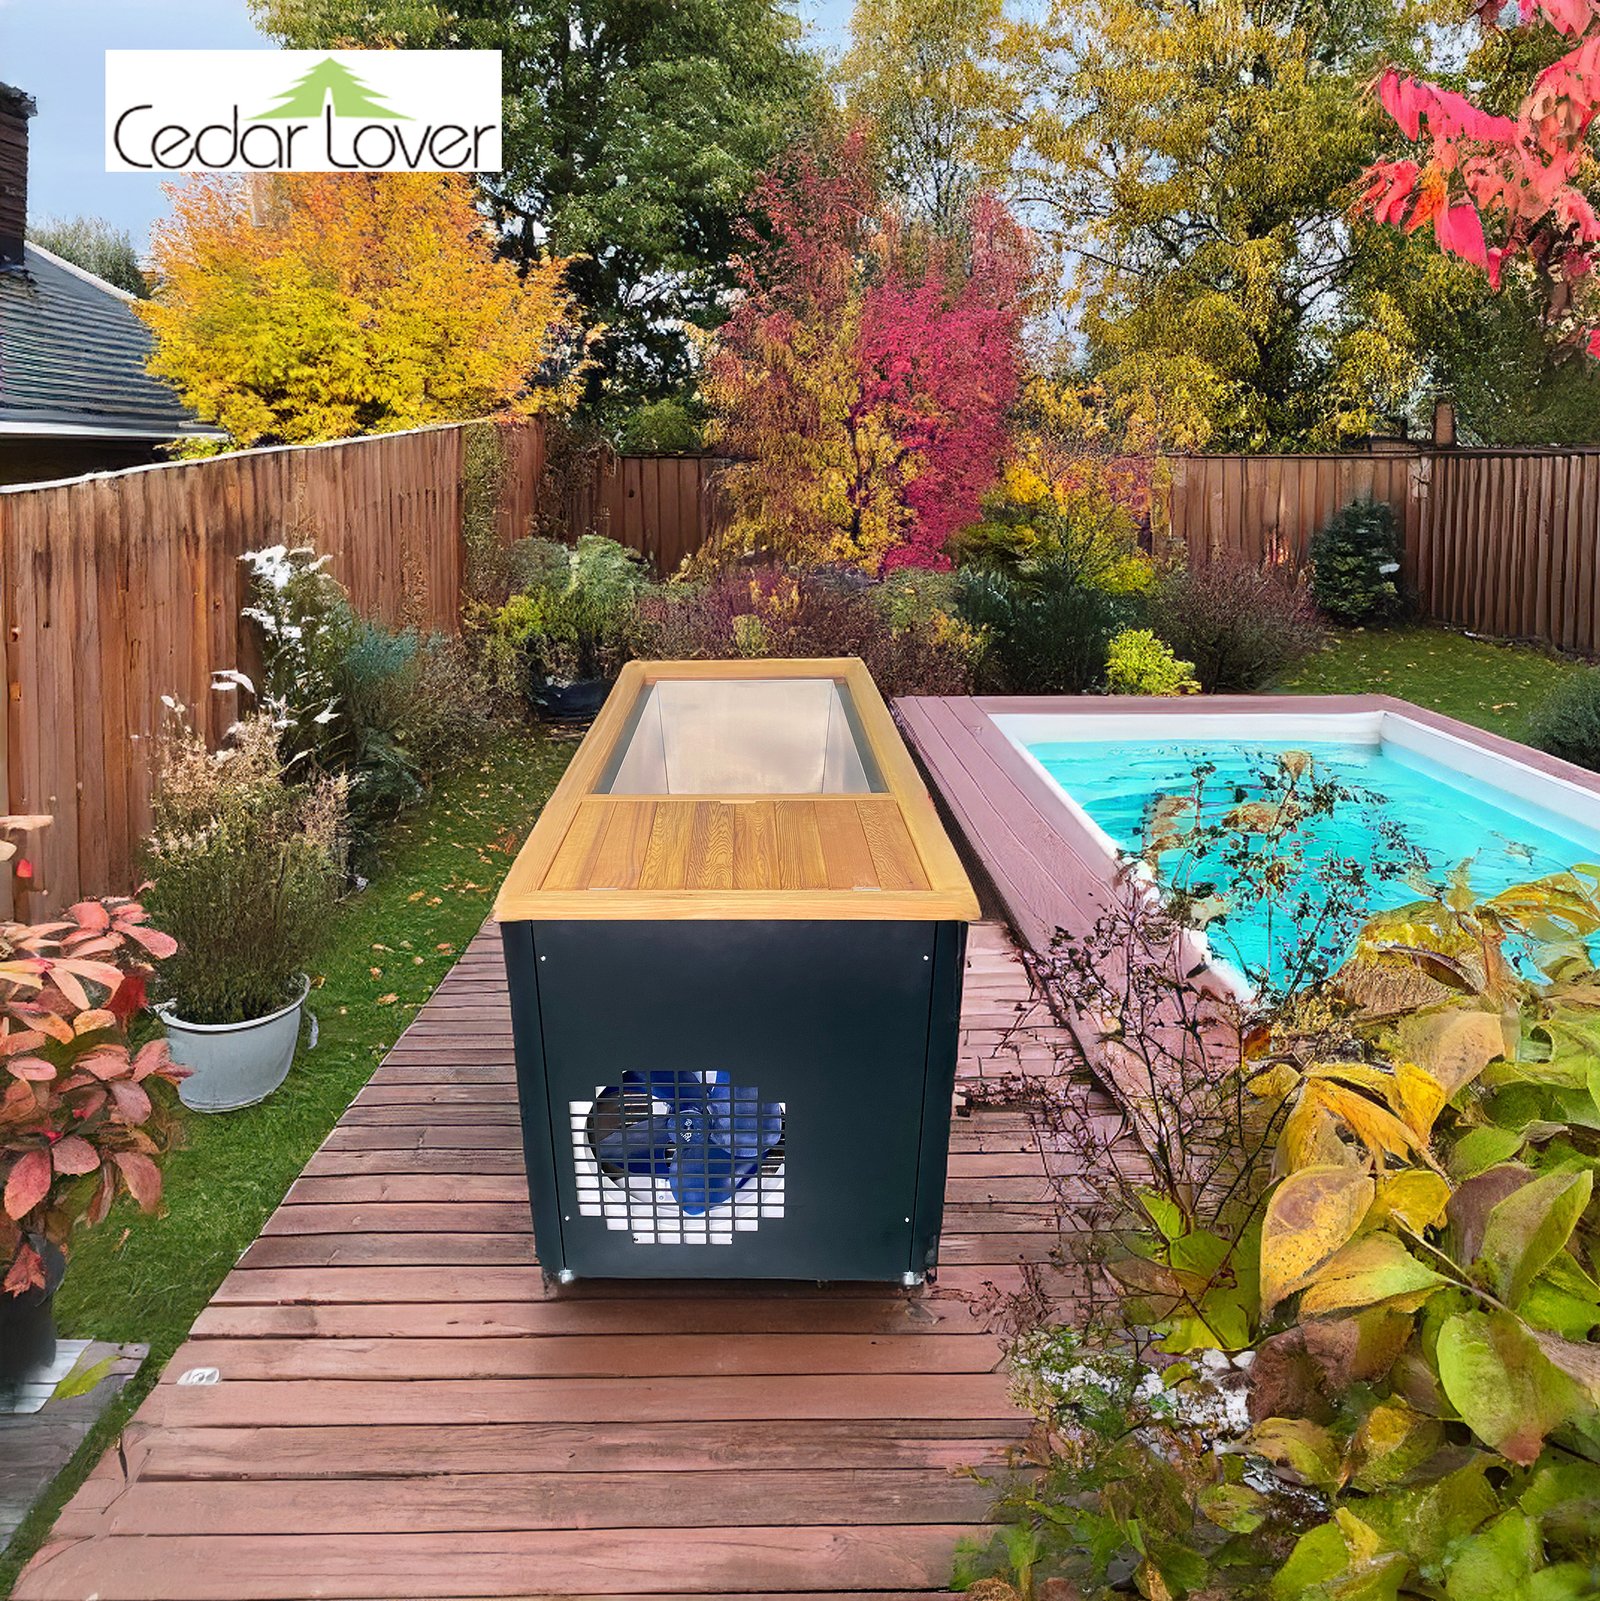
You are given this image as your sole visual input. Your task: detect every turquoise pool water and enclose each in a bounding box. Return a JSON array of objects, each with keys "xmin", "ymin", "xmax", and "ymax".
[{"xmin": 1025, "ymin": 737, "xmax": 1600, "ymax": 983}]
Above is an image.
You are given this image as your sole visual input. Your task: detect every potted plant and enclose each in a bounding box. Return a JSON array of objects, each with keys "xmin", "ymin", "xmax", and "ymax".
[
  {"xmin": 493, "ymin": 535, "xmax": 647, "ymax": 720},
  {"xmin": 1, "ymin": 896, "xmax": 184, "ymax": 1395},
  {"xmin": 142, "ymin": 706, "xmax": 347, "ymax": 1113}
]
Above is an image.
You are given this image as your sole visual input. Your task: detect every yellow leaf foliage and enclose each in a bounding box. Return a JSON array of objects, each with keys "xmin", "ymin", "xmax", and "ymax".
[
  {"xmin": 1260, "ymin": 1165, "xmax": 1375, "ymax": 1314},
  {"xmin": 991, "ymin": 0, "xmax": 1444, "ymax": 450},
  {"xmin": 1297, "ymin": 1233, "xmax": 1449, "ymax": 1319},
  {"xmin": 138, "ymin": 174, "xmax": 582, "ymax": 447}
]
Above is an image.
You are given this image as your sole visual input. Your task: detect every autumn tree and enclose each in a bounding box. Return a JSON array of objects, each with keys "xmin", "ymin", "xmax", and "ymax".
[
  {"xmin": 1363, "ymin": 1, "xmax": 1600, "ymax": 362},
  {"xmin": 139, "ymin": 173, "xmax": 580, "ymax": 448},
  {"xmin": 989, "ymin": 0, "xmax": 1452, "ymax": 451},
  {"xmin": 839, "ymin": 0, "xmax": 1009, "ymax": 232},
  {"xmin": 705, "ymin": 131, "xmax": 1034, "ymax": 571},
  {"xmin": 250, "ymin": 0, "xmax": 819, "ymax": 411}
]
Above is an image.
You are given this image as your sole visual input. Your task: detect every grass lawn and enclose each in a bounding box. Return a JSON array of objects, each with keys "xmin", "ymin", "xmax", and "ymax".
[
  {"xmin": 0, "ymin": 727, "xmax": 575, "ymax": 1594},
  {"xmin": 1276, "ymin": 624, "xmax": 1587, "ymax": 743}
]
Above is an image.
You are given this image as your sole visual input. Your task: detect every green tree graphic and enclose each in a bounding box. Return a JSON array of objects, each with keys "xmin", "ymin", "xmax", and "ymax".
[{"xmin": 258, "ymin": 58, "xmax": 404, "ymax": 119}]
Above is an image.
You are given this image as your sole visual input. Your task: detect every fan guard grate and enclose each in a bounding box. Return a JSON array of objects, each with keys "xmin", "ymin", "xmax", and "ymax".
[{"xmin": 570, "ymin": 1070, "xmax": 786, "ymax": 1245}]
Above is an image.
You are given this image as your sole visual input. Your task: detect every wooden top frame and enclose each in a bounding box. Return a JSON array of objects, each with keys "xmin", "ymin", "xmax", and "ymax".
[{"xmin": 494, "ymin": 659, "xmax": 981, "ymax": 923}]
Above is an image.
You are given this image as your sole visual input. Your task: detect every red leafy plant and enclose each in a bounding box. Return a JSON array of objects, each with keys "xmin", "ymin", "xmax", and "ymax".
[
  {"xmin": 1, "ymin": 896, "xmax": 185, "ymax": 1298},
  {"xmin": 1361, "ymin": 0, "xmax": 1600, "ymax": 355}
]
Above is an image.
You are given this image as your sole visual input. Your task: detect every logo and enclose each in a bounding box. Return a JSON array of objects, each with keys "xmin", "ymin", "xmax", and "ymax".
[{"xmin": 105, "ymin": 50, "xmax": 502, "ymax": 174}]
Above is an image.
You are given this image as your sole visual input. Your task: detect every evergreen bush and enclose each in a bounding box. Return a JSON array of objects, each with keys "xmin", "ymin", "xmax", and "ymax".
[{"xmin": 1308, "ymin": 497, "xmax": 1405, "ymax": 624}]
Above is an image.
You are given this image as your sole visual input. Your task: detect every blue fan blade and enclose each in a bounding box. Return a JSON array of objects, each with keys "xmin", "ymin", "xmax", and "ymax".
[
  {"xmin": 670, "ymin": 1146, "xmax": 739, "ymax": 1216},
  {"xmin": 592, "ymin": 1122, "xmax": 675, "ymax": 1178},
  {"xmin": 722, "ymin": 1101, "xmax": 786, "ymax": 1162},
  {"xmin": 643, "ymin": 1069, "xmax": 706, "ymax": 1105}
]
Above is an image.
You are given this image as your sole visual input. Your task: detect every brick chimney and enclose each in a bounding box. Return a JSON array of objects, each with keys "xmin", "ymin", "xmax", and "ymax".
[{"xmin": 0, "ymin": 83, "xmax": 37, "ymax": 270}]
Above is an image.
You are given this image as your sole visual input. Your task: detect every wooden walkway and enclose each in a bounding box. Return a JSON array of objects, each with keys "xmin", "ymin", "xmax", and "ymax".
[{"xmin": 16, "ymin": 920, "xmax": 1099, "ymax": 1601}]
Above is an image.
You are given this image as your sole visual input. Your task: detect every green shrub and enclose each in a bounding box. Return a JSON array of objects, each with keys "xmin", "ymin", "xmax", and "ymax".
[
  {"xmin": 238, "ymin": 546, "xmax": 494, "ymax": 854},
  {"xmin": 143, "ymin": 710, "xmax": 347, "ymax": 1026},
  {"xmin": 1148, "ymin": 560, "xmax": 1324, "ymax": 691},
  {"xmin": 965, "ymin": 777, "xmax": 1600, "ymax": 1601},
  {"xmin": 317, "ymin": 627, "xmax": 490, "ymax": 844},
  {"xmin": 1105, "ymin": 628, "xmax": 1200, "ymax": 696},
  {"xmin": 399, "ymin": 634, "xmax": 497, "ymax": 772},
  {"xmin": 614, "ymin": 397, "xmax": 703, "ymax": 454},
  {"xmin": 956, "ymin": 487, "xmax": 1153, "ymax": 596},
  {"xmin": 1530, "ymin": 667, "xmax": 1600, "ymax": 771},
  {"xmin": 956, "ymin": 550, "xmax": 1138, "ymax": 694},
  {"xmin": 1308, "ymin": 498, "xmax": 1405, "ymax": 624},
  {"xmin": 493, "ymin": 534, "xmax": 648, "ymax": 693}
]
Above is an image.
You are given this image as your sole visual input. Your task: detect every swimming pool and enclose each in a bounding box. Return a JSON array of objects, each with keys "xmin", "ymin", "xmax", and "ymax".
[{"xmin": 989, "ymin": 705, "xmax": 1600, "ymax": 989}]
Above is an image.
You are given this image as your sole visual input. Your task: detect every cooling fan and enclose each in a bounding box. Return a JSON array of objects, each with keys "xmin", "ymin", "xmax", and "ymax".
[{"xmin": 569, "ymin": 1069, "xmax": 785, "ymax": 1244}]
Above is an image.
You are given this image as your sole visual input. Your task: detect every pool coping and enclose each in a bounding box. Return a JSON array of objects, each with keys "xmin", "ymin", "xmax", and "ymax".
[{"xmin": 894, "ymin": 691, "xmax": 1600, "ymax": 970}]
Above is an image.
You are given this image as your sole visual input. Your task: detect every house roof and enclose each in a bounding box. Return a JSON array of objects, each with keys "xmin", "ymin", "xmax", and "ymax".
[{"xmin": 0, "ymin": 243, "xmax": 224, "ymax": 441}]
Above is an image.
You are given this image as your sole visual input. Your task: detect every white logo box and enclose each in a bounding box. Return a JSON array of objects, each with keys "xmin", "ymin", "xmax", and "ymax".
[{"xmin": 105, "ymin": 49, "xmax": 502, "ymax": 174}]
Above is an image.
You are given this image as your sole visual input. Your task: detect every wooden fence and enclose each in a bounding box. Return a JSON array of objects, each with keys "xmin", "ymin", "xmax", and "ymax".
[
  {"xmin": 1162, "ymin": 447, "xmax": 1600, "ymax": 658},
  {"xmin": 0, "ymin": 421, "xmax": 543, "ymax": 915},
  {"xmin": 1162, "ymin": 452, "xmax": 1422, "ymax": 570},
  {"xmin": 562, "ymin": 452, "xmax": 734, "ymax": 573},
  {"xmin": 1417, "ymin": 451, "xmax": 1600, "ymax": 658}
]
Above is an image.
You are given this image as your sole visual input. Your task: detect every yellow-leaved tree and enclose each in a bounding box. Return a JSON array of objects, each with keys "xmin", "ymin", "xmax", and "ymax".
[{"xmin": 139, "ymin": 174, "xmax": 583, "ymax": 448}]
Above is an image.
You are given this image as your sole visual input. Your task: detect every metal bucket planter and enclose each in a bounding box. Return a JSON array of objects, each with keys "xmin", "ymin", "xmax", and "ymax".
[
  {"xmin": 159, "ymin": 976, "xmax": 309, "ymax": 1113},
  {"xmin": 0, "ymin": 1241, "xmax": 64, "ymax": 1401}
]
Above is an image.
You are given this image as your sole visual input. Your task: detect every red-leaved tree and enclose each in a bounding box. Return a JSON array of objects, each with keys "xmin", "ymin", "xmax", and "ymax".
[
  {"xmin": 1361, "ymin": 1, "xmax": 1600, "ymax": 355},
  {"xmin": 705, "ymin": 131, "xmax": 1034, "ymax": 571}
]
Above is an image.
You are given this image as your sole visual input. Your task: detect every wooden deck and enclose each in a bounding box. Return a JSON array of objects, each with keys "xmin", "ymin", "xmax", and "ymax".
[{"xmin": 15, "ymin": 920, "xmax": 1097, "ymax": 1601}]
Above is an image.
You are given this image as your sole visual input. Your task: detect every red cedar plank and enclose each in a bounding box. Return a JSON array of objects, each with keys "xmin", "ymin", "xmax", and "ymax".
[
  {"xmin": 261, "ymin": 1201, "xmax": 530, "ymax": 1234},
  {"xmin": 45, "ymin": 480, "xmax": 83, "ymax": 904},
  {"xmin": 70, "ymin": 483, "xmax": 109, "ymax": 897},
  {"xmin": 187, "ymin": 1297, "xmax": 980, "ymax": 1341},
  {"xmin": 203, "ymin": 1257, "xmax": 1078, "ymax": 1310},
  {"xmin": 1551, "ymin": 454, "xmax": 1574, "ymax": 652},
  {"xmin": 314, "ymin": 1120, "xmax": 1033, "ymax": 1152},
  {"xmin": 235, "ymin": 1228, "xmax": 1053, "ymax": 1270},
  {"xmin": 294, "ymin": 1143, "xmax": 1045, "ymax": 1179},
  {"xmin": 165, "ymin": 1330, "xmax": 1002, "ymax": 1380},
  {"xmin": 1534, "ymin": 455, "xmax": 1553, "ymax": 645},
  {"xmin": 283, "ymin": 1172, "xmax": 528, "ymax": 1203},
  {"xmin": 15, "ymin": 1527, "xmax": 979, "ymax": 1601},
  {"xmin": 53, "ymin": 1470, "xmax": 997, "ymax": 1540},
  {"xmin": 0, "ymin": 489, "xmax": 23, "ymax": 918},
  {"xmin": 131, "ymin": 1372, "xmax": 1017, "ymax": 1427},
  {"xmin": 20, "ymin": 491, "xmax": 62, "ymax": 904},
  {"xmin": 113, "ymin": 1418, "xmax": 1023, "ymax": 1482},
  {"xmin": 1580, "ymin": 456, "xmax": 1599, "ymax": 652}
]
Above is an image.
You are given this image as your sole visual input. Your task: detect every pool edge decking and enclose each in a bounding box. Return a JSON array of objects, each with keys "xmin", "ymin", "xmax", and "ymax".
[{"xmin": 14, "ymin": 918, "xmax": 1097, "ymax": 1601}]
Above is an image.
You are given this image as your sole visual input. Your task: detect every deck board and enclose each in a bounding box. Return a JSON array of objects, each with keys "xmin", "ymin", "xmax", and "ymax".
[{"xmin": 14, "ymin": 919, "xmax": 1101, "ymax": 1601}]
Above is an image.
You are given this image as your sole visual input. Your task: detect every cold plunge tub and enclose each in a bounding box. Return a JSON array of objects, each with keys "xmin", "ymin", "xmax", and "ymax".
[
  {"xmin": 494, "ymin": 659, "xmax": 980, "ymax": 1284},
  {"xmin": 990, "ymin": 700, "xmax": 1600, "ymax": 991}
]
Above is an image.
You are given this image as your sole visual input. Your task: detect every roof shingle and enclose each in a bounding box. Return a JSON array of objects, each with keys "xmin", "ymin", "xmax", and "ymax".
[{"xmin": 0, "ymin": 243, "xmax": 221, "ymax": 439}]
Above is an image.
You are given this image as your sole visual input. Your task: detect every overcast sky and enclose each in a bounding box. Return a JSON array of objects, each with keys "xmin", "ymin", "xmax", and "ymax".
[{"xmin": 2, "ymin": 0, "xmax": 854, "ymax": 252}]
